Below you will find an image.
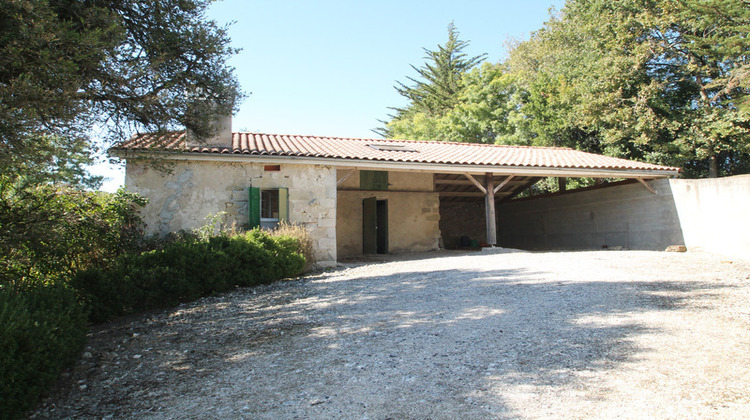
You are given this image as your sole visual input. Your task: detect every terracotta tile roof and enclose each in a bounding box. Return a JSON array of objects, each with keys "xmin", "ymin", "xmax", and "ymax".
[{"xmin": 114, "ymin": 131, "xmax": 680, "ymax": 173}]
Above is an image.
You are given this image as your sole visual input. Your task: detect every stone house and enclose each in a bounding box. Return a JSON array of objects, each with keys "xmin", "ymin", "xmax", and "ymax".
[{"xmin": 111, "ymin": 125, "xmax": 679, "ymax": 267}]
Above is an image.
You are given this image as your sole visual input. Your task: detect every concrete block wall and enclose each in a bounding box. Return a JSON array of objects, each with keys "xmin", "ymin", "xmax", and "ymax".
[
  {"xmin": 125, "ymin": 159, "xmax": 337, "ymax": 267},
  {"xmin": 498, "ymin": 179, "xmax": 685, "ymax": 250},
  {"xmin": 670, "ymin": 175, "xmax": 750, "ymax": 262}
]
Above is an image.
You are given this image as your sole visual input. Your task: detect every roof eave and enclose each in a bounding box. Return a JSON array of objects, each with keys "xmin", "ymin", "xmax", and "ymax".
[{"xmin": 109, "ymin": 149, "xmax": 680, "ymax": 179}]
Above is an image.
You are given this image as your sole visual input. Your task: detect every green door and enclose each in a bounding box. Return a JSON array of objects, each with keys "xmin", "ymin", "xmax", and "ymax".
[
  {"xmin": 362, "ymin": 197, "xmax": 377, "ymax": 254},
  {"xmin": 376, "ymin": 199, "xmax": 388, "ymax": 254}
]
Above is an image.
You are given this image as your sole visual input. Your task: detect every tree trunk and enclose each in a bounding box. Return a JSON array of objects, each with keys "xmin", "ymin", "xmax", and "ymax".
[{"xmin": 708, "ymin": 155, "xmax": 718, "ymax": 178}]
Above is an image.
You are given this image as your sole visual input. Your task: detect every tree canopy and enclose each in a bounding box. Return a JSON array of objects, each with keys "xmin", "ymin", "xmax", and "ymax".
[
  {"xmin": 0, "ymin": 0, "xmax": 242, "ymax": 186},
  {"xmin": 378, "ymin": 2, "xmax": 750, "ymax": 178}
]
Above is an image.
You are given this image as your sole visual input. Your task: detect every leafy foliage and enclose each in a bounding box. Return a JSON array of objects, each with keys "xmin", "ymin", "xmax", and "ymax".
[
  {"xmin": 269, "ymin": 221, "xmax": 316, "ymax": 271},
  {"xmin": 0, "ymin": 283, "xmax": 88, "ymax": 420},
  {"xmin": 1, "ymin": 194, "xmax": 307, "ymax": 416},
  {"xmin": 505, "ymin": 0, "xmax": 750, "ymax": 176},
  {"xmin": 379, "ymin": 2, "xmax": 750, "ymax": 178},
  {"xmin": 72, "ymin": 229, "xmax": 306, "ymax": 323},
  {"xmin": 0, "ymin": 178, "xmax": 148, "ymax": 287},
  {"xmin": 0, "ymin": 0, "xmax": 242, "ymax": 182},
  {"xmin": 0, "ymin": 2, "xmax": 268, "ymax": 416}
]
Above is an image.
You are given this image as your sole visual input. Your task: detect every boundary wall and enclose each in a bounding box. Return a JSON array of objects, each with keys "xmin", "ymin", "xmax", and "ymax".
[{"xmin": 498, "ymin": 175, "xmax": 750, "ymax": 262}]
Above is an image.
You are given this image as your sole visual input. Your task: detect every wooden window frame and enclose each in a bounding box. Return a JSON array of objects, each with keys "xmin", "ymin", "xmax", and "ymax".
[{"xmin": 249, "ymin": 187, "xmax": 288, "ymax": 229}]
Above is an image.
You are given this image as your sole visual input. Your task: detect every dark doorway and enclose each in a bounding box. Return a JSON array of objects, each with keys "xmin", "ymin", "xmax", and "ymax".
[{"xmin": 363, "ymin": 198, "xmax": 388, "ymax": 254}]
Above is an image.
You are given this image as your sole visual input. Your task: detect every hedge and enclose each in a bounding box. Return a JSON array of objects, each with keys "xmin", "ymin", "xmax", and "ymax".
[
  {"xmin": 72, "ymin": 229, "xmax": 306, "ymax": 323},
  {"xmin": 1, "ymin": 228, "xmax": 305, "ymax": 418},
  {"xmin": 0, "ymin": 284, "xmax": 88, "ymax": 420}
]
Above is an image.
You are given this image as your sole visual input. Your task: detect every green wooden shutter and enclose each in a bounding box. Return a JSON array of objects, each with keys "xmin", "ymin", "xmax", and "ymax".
[
  {"xmin": 360, "ymin": 170, "xmax": 388, "ymax": 191},
  {"xmin": 278, "ymin": 187, "xmax": 289, "ymax": 222},
  {"xmin": 360, "ymin": 170, "xmax": 372, "ymax": 190},
  {"xmin": 249, "ymin": 187, "xmax": 260, "ymax": 228}
]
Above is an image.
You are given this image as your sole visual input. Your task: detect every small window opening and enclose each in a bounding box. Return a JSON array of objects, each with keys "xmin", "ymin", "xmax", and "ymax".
[
  {"xmin": 264, "ymin": 165, "xmax": 281, "ymax": 172},
  {"xmin": 260, "ymin": 189, "xmax": 279, "ymax": 229}
]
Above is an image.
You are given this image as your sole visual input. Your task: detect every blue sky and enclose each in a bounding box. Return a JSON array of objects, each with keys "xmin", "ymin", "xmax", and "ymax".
[{"xmin": 96, "ymin": 0, "xmax": 565, "ymax": 191}]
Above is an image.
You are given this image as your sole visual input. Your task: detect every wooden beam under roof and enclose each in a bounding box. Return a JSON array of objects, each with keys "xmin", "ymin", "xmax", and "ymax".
[
  {"xmin": 439, "ymin": 191, "xmax": 515, "ymax": 197},
  {"xmin": 463, "ymin": 173, "xmax": 487, "ymax": 194}
]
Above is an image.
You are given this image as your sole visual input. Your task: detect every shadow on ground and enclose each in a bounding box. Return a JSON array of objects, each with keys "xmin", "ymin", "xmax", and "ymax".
[{"xmin": 33, "ymin": 251, "xmax": 738, "ymax": 419}]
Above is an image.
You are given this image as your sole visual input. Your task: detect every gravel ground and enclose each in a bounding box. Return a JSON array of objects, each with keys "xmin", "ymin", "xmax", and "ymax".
[{"xmin": 32, "ymin": 249, "xmax": 750, "ymax": 419}]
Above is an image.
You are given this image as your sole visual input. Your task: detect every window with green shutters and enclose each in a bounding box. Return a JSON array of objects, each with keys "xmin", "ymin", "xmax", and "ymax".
[
  {"xmin": 360, "ymin": 170, "xmax": 388, "ymax": 190},
  {"xmin": 249, "ymin": 187, "xmax": 288, "ymax": 229}
]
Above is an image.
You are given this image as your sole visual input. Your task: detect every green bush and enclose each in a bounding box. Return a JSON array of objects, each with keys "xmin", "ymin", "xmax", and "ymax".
[
  {"xmin": 72, "ymin": 229, "xmax": 306, "ymax": 323},
  {"xmin": 268, "ymin": 221, "xmax": 315, "ymax": 271},
  {"xmin": 0, "ymin": 284, "xmax": 88, "ymax": 420},
  {"xmin": 0, "ymin": 178, "xmax": 147, "ymax": 418},
  {"xmin": 0, "ymin": 178, "xmax": 147, "ymax": 287}
]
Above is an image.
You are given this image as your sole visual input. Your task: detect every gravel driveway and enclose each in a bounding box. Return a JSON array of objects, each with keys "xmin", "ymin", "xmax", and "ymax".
[{"xmin": 33, "ymin": 249, "xmax": 750, "ymax": 419}]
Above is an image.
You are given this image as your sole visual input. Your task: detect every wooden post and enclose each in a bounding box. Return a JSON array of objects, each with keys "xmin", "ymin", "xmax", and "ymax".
[
  {"xmin": 485, "ymin": 173, "xmax": 497, "ymax": 246},
  {"xmin": 558, "ymin": 177, "xmax": 566, "ymax": 192}
]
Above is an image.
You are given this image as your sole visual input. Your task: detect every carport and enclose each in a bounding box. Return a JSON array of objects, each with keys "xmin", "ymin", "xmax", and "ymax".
[{"xmin": 432, "ymin": 160, "xmax": 679, "ymax": 250}]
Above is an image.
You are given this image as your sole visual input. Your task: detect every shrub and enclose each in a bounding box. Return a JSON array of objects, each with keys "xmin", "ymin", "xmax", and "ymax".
[
  {"xmin": 269, "ymin": 221, "xmax": 315, "ymax": 271},
  {"xmin": 0, "ymin": 283, "xmax": 88, "ymax": 420},
  {"xmin": 0, "ymin": 178, "xmax": 147, "ymax": 287},
  {"xmin": 72, "ymin": 229, "xmax": 306, "ymax": 323}
]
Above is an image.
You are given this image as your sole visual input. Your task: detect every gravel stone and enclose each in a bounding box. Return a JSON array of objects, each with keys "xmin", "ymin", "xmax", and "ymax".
[{"xmin": 31, "ymin": 249, "xmax": 750, "ymax": 419}]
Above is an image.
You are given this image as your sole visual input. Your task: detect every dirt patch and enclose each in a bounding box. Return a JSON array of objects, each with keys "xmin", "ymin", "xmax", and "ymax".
[{"xmin": 32, "ymin": 249, "xmax": 750, "ymax": 419}]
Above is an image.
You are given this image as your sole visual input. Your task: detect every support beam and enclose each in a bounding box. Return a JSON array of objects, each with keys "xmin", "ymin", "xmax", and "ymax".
[
  {"xmin": 485, "ymin": 173, "xmax": 497, "ymax": 246},
  {"xmin": 558, "ymin": 177, "xmax": 566, "ymax": 192},
  {"xmin": 493, "ymin": 175, "xmax": 516, "ymax": 194},
  {"xmin": 636, "ymin": 177, "xmax": 657, "ymax": 194},
  {"xmin": 438, "ymin": 192, "xmax": 487, "ymax": 197},
  {"xmin": 435, "ymin": 179, "xmax": 477, "ymax": 185},
  {"xmin": 464, "ymin": 173, "xmax": 487, "ymax": 194}
]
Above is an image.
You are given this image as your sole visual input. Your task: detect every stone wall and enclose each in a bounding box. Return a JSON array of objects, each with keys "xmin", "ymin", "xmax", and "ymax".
[
  {"xmin": 439, "ymin": 201, "xmax": 486, "ymax": 249},
  {"xmin": 497, "ymin": 179, "xmax": 685, "ymax": 250},
  {"xmin": 336, "ymin": 191, "xmax": 441, "ymax": 257},
  {"xmin": 335, "ymin": 168, "xmax": 434, "ymax": 191},
  {"xmin": 125, "ymin": 159, "xmax": 337, "ymax": 267},
  {"xmin": 336, "ymin": 169, "xmax": 440, "ymax": 257},
  {"xmin": 127, "ymin": 158, "xmax": 750, "ymax": 264}
]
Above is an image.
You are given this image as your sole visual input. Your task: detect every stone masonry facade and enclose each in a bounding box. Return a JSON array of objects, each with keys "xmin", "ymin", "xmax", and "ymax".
[{"xmin": 125, "ymin": 159, "xmax": 337, "ymax": 267}]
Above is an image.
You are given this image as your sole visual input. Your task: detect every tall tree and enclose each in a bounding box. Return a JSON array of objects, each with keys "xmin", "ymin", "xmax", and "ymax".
[
  {"xmin": 384, "ymin": 63, "xmax": 525, "ymax": 145},
  {"xmin": 663, "ymin": 0, "xmax": 750, "ymax": 177},
  {"xmin": 377, "ymin": 23, "xmax": 486, "ymax": 139},
  {"xmin": 506, "ymin": 0, "xmax": 750, "ymax": 177},
  {"xmin": 0, "ymin": 0, "xmax": 242, "ymax": 185}
]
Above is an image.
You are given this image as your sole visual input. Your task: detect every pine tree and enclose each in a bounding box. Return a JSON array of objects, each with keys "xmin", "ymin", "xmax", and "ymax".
[
  {"xmin": 0, "ymin": 0, "xmax": 242, "ymax": 185},
  {"xmin": 376, "ymin": 23, "xmax": 486, "ymax": 138}
]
